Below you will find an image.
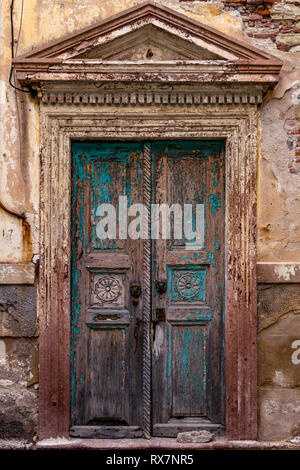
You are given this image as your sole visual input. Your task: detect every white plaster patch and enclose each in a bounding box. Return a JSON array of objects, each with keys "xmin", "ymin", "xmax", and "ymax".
[
  {"xmin": 153, "ymin": 324, "xmax": 164, "ymax": 358},
  {"xmin": 0, "ymin": 379, "xmax": 13, "ymax": 387},
  {"xmin": 274, "ymin": 264, "xmax": 298, "ymax": 281},
  {"xmin": 273, "ymin": 370, "xmax": 289, "ymax": 387},
  {"xmin": 276, "ymin": 180, "xmax": 282, "ymax": 193},
  {"xmin": 291, "ymin": 83, "xmax": 300, "ymax": 104}
]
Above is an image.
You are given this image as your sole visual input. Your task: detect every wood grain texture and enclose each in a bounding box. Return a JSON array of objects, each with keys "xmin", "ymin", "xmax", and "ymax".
[
  {"xmin": 70, "ymin": 425, "xmax": 142, "ymax": 438},
  {"xmin": 225, "ymin": 118, "xmax": 257, "ymax": 439}
]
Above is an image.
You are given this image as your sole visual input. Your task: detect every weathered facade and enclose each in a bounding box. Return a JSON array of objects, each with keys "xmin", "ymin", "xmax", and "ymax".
[{"xmin": 0, "ymin": 0, "xmax": 299, "ymax": 446}]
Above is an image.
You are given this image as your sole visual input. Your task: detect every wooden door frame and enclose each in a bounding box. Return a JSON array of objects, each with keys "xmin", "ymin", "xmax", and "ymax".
[{"xmin": 38, "ymin": 100, "xmax": 258, "ymax": 440}]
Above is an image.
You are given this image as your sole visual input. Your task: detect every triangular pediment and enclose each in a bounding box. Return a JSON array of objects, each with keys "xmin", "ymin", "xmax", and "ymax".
[
  {"xmin": 16, "ymin": 1, "xmax": 281, "ymax": 63},
  {"xmin": 74, "ymin": 24, "xmax": 222, "ymax": 61}
]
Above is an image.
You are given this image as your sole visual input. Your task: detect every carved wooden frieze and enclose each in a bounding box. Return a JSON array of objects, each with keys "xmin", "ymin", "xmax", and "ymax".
[{"xmin": 40, "ymin": 90, "xmax": 263, "ymax": 106}]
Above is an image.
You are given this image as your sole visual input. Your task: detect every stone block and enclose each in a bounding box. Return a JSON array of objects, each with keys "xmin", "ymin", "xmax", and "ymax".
[
  {"xmin": 0, "ymin": 388, "xmax": 37, "ymax": 440},
  {"xmin": 259, "ymin": 388, "xmax": 300, "ymax": 441},
  {"xmin": 258, "ymin": 284, "xmax": 300, "ymax": 332},
  {"xmin": 177, "ymin": 430, "xmax": 214, "ymax": 443},
  {"xmin": 271, "ymin": 4, "xmax": 300, "ymax": 20},
  {"xmin": 259, "ymin": 318, "xmax": 300, "ymax": 389},
  {"xmin": 0, "ymin": 285, "xmax": 37, "ymax": 337},
  {"xmin": 276, "ymin": 33, "xmax": 300, "ymax": 46},
  {"xmin": 0, "ymin": 338, "xmax": 38, "ymax": 388},
  {"xmin": 0, "ymin": 337, "xmax": 38, "ymax": 440}
]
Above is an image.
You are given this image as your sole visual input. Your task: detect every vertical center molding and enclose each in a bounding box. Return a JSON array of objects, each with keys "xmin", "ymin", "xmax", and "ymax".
[{"xmin": 142, "ymin": 143, "xmax": 152, "ymax": 438}]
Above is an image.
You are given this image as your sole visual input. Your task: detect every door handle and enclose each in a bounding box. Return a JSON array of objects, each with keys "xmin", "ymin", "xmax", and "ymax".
[
  {"xmin": 130, "ymin": 283, "xmax": 141, "ymax": 305},
  {"xmin": 152, "ymin": 308, "xmax": 166, "ymax": 342}
]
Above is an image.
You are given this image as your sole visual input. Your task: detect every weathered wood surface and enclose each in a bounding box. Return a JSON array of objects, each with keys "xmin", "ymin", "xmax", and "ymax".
[
  {"xmin": 70, "ymin": 426, "xmax": 142, "ymax": 439},
  {"xmin": 153, "ymin": 418, "xmax": 222, "ymax": 438},
  {"xmin": 225, "ymin": 118, "xmax": 257, "ymax": 440}
]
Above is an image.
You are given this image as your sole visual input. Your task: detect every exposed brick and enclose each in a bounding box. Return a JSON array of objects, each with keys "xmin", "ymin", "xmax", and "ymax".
[
  {"xmin": 258, "ymin": 10, "xmax": 272, "ymax": 16},
  {"xmin": 249, "ymin": 13, "xmax": 262, "ymax": 19},
  {"xmin": 263, "ymin": 22, "xmax": 280, "ymax": 28},
  {"xmin": 277, "ymin": 43, "xmax": 291, "ymax": 50},
  {"xmin": 287, "ymin": 129, "xmax": 300, "ymax": 135}
]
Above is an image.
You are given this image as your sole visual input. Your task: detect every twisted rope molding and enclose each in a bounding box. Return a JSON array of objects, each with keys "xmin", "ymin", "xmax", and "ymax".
[
  {"xmin": 40, "ymin": 90, "xmax": 263, "ymax": 106},
  {"xmin": 142, "ymin": 143, "xmax": 152, "ymax": 439}
]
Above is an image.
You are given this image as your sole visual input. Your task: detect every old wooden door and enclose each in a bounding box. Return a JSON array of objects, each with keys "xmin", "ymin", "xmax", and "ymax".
[
  {"xmin": 151, "ymin": 141, "xmax": 225, "ymax": 436},
  {"xmin": 70, "ymin": 142, "xmax": 145, "ymax": 438},
  {"xmin": 70, "ymin": 140, "xmax": 225, "ymax": 438}
]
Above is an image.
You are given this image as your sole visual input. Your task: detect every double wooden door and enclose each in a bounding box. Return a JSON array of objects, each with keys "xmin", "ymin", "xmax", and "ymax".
[{"xmin": 70, "ymin": 141, "xmax": 225, "ymax": 438}]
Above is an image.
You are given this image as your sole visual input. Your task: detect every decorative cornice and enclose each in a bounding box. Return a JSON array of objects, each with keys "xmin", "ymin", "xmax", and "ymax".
[
  {"xmin": 13, "ymin": 2, "xmax": 282, "ymax": 88},
  {"xmin": 39, "ymin": 90, "xmax": 263, "ymax": 105}
]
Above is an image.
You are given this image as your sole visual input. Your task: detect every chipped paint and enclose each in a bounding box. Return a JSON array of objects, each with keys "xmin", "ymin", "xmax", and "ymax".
[{"xmin": 274, "ymin": 264, "xmax": 298, "ymax": 281}]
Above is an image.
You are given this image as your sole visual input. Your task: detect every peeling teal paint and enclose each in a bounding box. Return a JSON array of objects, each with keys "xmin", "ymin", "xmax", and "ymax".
[
  {"xmin": 209, "ymin": 192, "xmax": 221, "ymax": 216},
  {"xmin": 214, "ymin": 238, "xmax": 220, "ymax": 251}
]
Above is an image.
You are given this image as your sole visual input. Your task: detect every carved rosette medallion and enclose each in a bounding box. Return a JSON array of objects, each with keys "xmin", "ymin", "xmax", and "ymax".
[
  {"xmin": 175, "ymin": 272, "xmax": 203, "ymax": 300},
  {"xmin": 94, "ymin": 276, "xmax": 121, "ymax": 303}
]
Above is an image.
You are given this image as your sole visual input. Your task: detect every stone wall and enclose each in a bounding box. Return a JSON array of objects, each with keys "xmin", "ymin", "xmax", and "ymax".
[
  {"xmin": 258, "ymin": 284, "xmax": 300, "ymax": 440},
  {"xmin": 0, "ymin": 0, "xmax": 299, "ymax": 442},
  {"xmin": 0, "ymin": 285, "xmax": 38, "ymax": 440}
]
